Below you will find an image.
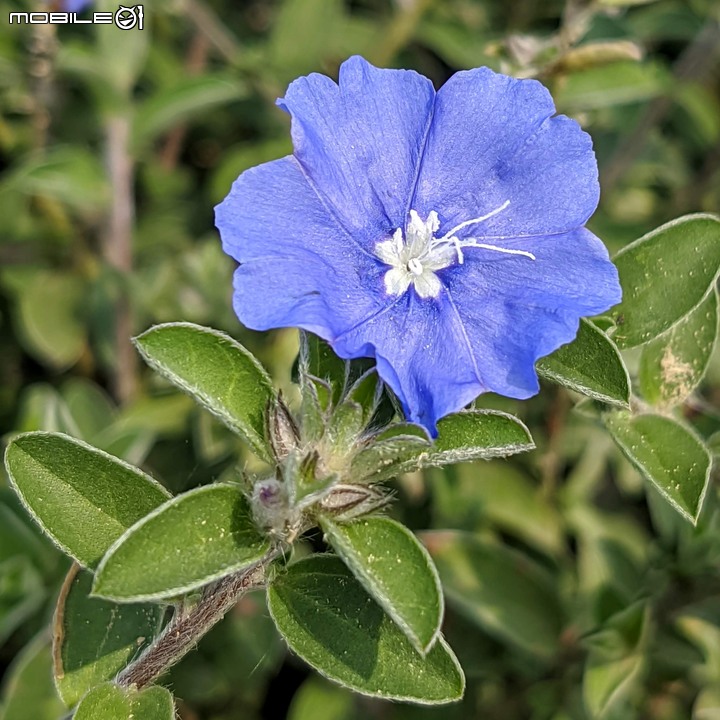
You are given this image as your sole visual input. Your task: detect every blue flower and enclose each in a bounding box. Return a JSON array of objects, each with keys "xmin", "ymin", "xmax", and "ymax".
[{"xmin": 216, "ymin": 56, "xmax": 621, "ymax": 435}]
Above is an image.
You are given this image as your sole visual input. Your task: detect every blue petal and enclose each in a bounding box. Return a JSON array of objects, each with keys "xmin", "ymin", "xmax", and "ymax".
[
  {"xmin": 215, "ymin": 157, "xmax": 386, "ymax": 338},
  {"xmin": 441, "ymin": 227, "xmax": 622, "ymax": 399},
  {"xmin": 278, "ymin": 56, "xmax": 435, "ymax": 248},
  {"xmin": 332, "ymin": 293, "xmax": 486, "ymax": 436},
  {"xmin": 413, "ymin": 68, "xmax": 599, "ymax": 238}
]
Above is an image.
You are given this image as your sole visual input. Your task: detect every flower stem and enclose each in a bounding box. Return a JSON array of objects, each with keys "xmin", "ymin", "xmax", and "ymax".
[{"xmin": 116, "ymin": 551, "xmax": 279, "ymax": 690}]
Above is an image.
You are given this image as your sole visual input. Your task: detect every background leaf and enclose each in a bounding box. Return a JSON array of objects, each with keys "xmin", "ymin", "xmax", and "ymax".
[
  {"xmin": 0, "ymin": 635, "xmax": 65, "ymax": 720},
  {"xmin": 133, "ymin": 76, "xmax": 248, "ymax": 151},
  {"xmin": 422, "ymin": 531, "xmax": 563, "ymax": 659}
]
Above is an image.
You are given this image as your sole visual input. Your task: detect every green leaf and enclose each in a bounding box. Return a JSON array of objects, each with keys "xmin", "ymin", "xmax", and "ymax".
[
  {"xmin": 352, "ymin": 411, "xmax": 533, "ymax": 482},
  {"xmin": 320, "ymin": 516, "xmax": 443, "ymax": 654},
  {"xmin": 350, "ymin": 426, "xmax": 430, "ymax": 483},
  {"xmin": 537, "ymin": 319, "xmax": 630, "ymax": 407},
  {"xmin": 604, "ymin": 412, "xmax": 712, "ymax": 523},
  {"xmin": 0, "ymin": 558, "xmax": 45, "ymax": 647},
  {"xmin": 7, "ymin": 147, "xmax": 109, "ymax": 213},
  {"xmin": 267, "ymin": 555, "xmax": 464, "ymax": 704},
  {"xmin": 610, "ymin": 214, "xmax": 720, "ymax": 348},
  {"xmin": 430, "ymin": 411, "xmax": 535, "ymax": 463},
  {"xmin": 288, "ymin": 677, "xmax": 354, "ymax": 720},
  {"xmin": 133, "ymin": 323, "xmax": 275, "ymax": 462},
  {"xmin": 639, "ymin": 289, "xmax": 718, "ymax": 407},
  {"xmin": 134, "ymin": 75, "xmax": 247, "ymax": 151},
  {"xmin": 583, "ymin": 602, "xmax": 649, "ymax": 719},
  {"xmin": 555, "ymin": 60, "xmax": 667, "ymax": 111},
  {"xmin": 4, "ymin": 432, "xmax": 170, "ymax": 568},
  {"xmin": 694, "ymin": 686, "xmax": 720, "ymax": 719},
  {"xmin": 53, "ymin": 565, "xmax": 164, "ymax": 706},
  {"xmin": 16, "ymin": 271, "xmax": 86, "ymax": 369},
  {"xmin": 422, "ymin": 531, "xmax": 563, "ymax": 659},
  {"xmin": 93, "ymin": 484, "xmax": 270, "ymax": 602},
  {"xmin": 96, "ymin": 0, "xmax": 148, "ymax": 97},
  {"xmin": 73, "ymin": 683, "xmax": 174, "ymax": 720},
  {"xmin": 0, "ymin": 635, "xmax": 66, "ymax": 720},
  {"xmin": 269, "ymin": 0, "xmax": 344, "ymax": 82}
]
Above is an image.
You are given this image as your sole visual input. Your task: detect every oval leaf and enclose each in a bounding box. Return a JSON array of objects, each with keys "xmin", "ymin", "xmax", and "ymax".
[
  {"xmin": 352, "ymin": 411, "xmax": 533, "ymax": 482},
  {"xmin": 73, "ymin": 683, "xmax": 174, "ymax": 720},
  {"xmin": 610, "ymin": 214, "xmax": 720, "ymax": 348},
  {"xmin": 267, "ymin": 555, "xmax": 464, "ymax": 705},
  {"xmin": 537, "ymin": 319, "xmax": 630, "ymax": 407},
  {"xmin": 604, "ymin": 411, "xmax": 712, "ymax": 524},
  {"xmin": 133, "ymin": 323, "xmax": 275, "ymax": 461},
  {"xmin": 93, "ymin": 484, "xmax": 270, "ymax": 602},
  {"xmin": 4, "ymin": 432, "xmax": 170, "ymax": 568},
  {"xmin": 422, "ymin": 531, "xmax": 563, "ymax": 659},
  {"xmin": 639, "ymin": 288, "xmax": 718, "ymax": 407},
  {"xmin": 320, "ymin": 516, "xmax": 443, "ymax": 654},
  {"xmin": 53, "ymin": 565, "xmax": 163, "ymax": 706}
]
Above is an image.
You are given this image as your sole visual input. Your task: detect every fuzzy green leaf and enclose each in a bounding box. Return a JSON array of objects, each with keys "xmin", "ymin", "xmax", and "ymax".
[
  {"xmin": 93, "ymin": 484, "xmax": 269, "ymax": 602},
  {"xmin": 352, "ymin": 411, "xmax": 533, "ymax": 482},
  {"xmin": 537, "ymin": 319, "xmax": 630, "ymax": 407},
  {"xmin": 133, "ymin": 323, "xmax": 275, "ymax": 461},
  {"xmin": 73, "ymin": 682, "xmax": 174, "ymax": 720},
  {"xmin": 267, "ymin": 555, "xmax": 464, "ymax": 704},
  {"xmin": 53, "ymin": 565, "xmax": 163, "ymax": 706},
  {"xmin": 4, "ymin": 432, "xmax": 170, "ymax": 568},
  {"xmin": 639, "ymin": 288, "xmax": 718, "ymax": 407},
  {"xmin": 320, "ymin": 516, "xmax": 443, "ymax": 654},
  {"xmin": 604, "ymin": 412, "xmax": 712, "ymax": 524},
  {"xmin": 610, "ymin": 214, "xmax": 720, "ymax": 348}
]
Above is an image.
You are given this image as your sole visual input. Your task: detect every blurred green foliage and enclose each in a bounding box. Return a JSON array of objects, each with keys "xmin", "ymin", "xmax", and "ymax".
[{"xmin": 1, "ymin": 0, "xmax": 720, "ymax": 718}]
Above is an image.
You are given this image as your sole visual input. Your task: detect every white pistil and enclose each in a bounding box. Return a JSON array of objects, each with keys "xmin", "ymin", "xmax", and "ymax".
[{"xmin": 376, "ymin": 200, "xmax": 535, "ymax": 299}]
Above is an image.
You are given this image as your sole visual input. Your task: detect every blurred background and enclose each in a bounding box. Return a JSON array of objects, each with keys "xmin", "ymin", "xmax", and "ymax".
[{"xmin": 1, "ymin": 0, "xmax": 720, "ymax": 718}]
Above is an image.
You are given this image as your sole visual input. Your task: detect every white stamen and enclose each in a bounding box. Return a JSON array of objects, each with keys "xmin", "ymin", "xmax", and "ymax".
[
  {"xmin": 436, "ymin": 200, "xmax": 512, "ymax": 243},
  {"xmin": 375, "ymin": 200, "xmax": 533, "ymax": 300},
  {"xmin": 457, "ymin": 240, "xmax": 536, "ymax": 260}
]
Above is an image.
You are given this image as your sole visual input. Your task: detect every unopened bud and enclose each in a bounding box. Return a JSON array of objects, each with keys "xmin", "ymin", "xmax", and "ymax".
[
  {"xmin": 319, "ymin": 483, "xmax": 388, "ymax": 520},
  {"xmin": 267, "ymin": 395, "xmax": 300, "ymax": 462}
]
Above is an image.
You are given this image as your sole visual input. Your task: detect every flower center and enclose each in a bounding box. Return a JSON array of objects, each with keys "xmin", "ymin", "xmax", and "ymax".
[{"xmin": 374, "ymin": 201, "xmax": 535, "ymax": 299}]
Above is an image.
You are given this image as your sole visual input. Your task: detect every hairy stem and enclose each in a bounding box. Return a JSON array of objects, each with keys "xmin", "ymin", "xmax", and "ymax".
[{"xmin": 116, "ymin": 552, "xmax": 278, "ymax": 690}]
